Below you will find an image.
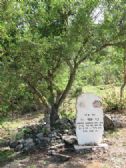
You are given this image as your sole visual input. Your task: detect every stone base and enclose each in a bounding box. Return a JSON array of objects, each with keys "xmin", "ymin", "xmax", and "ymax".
[{"xmin": 74, "ymin": 143, "xmax": 108, "ymax": 151}]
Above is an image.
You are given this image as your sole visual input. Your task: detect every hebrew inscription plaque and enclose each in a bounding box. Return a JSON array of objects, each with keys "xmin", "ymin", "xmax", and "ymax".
[{"xmin": 76, "ymin": 93, "xmax": 104, "ymax": 145}]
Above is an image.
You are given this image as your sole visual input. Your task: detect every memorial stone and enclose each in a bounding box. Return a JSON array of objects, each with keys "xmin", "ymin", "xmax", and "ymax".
[{"xmin": 75, "ymin": 93, "xmax": 104, "ymax": 146}]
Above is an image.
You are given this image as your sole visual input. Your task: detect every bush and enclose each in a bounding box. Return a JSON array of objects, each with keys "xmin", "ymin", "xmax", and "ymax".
[
  {"xmin": 60, "ymin": 97, "xmax": 76, "ymax": 120},
  {"xmin": 103, "ymin": 87, "xmax": 126, "ymax": 112},
  {"xmin": 70, "ymin": 87, "xmax": 82, "ymax": 98}
]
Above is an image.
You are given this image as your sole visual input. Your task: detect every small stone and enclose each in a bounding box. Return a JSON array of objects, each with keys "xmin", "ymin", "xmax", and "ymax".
[
  {"xmin": 36, "ymin": 133, "xmax": 44, "ymax": 140},
  {"xmin": 50, "ymin": 143, "xmax": 64, "ymax": 150},
  {"xmin": 25, "ymin": 138, "xmax": 34, "ymax": 144},
  {"xmin": 64, "ymin": 129, "xmax": 69, "ymax": 134},
  {"xmin": 9, "ymin": 141, "xmax": 19, "ymax": 148},
  {"xmin": 48, "ymin": 150, "xmax": 56, "ymax": 155},
  {"xmin": 18, "ymin": 139, "xmax": 25, "ymax": 144},
  {"xmin": 62, "ymin": 135, "xmax": 77, "ymax": 145},
  {"xmin": 52, "ymin": 153, "xmax": 71, "ymax": 162},
  {"xmin": 35, "ymin": 137, "xmax": 50, "ymax": 148},
  {"xmin": 15, "ymin": 144, "xmax": 24, "ymax": 152},
  {"xmin": 104, "ymin": 115, "xmax": 114, "ymax": 130},
  {"xmin": 23, "ymin": 138, "xmax": 35, "ymax": 152}
]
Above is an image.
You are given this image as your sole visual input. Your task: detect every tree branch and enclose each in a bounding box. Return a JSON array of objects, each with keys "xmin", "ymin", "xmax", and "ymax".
[
  {"xmin": 95, "ymin": 40, "xmax": 126, "ymax": 53},
  {"xmin": 22, "ymin": 77, "xmax": 49, "ymax": 108},
  {"xmin": 51, "ymin": 57, "xmax": 62, "ymax": 76},
  {"xmin": 56, "ymin": 64, "xmax": 78, "ymax": 108},
  {"xmin": 74, "ymin": 35, "xmax": 91, "ymax": 64},
  {"xmin": 77, "ymin": 40, "xmax": 126, "ymax": 65}
]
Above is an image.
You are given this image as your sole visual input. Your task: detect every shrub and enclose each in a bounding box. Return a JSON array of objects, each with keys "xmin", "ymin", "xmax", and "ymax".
[{"xmin": 103, "ymin": 87, "xmax": 126, "ymax": 112}]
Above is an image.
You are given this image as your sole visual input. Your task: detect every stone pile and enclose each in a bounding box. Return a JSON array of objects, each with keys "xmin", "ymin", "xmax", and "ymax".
[{"xmin": 9, "ymin": 118, "xmax": 77, "ymax": 153}]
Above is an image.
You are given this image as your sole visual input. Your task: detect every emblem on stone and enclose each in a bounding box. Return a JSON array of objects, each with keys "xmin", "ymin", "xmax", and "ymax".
[{"xmin": 93, "ymin": 100, "xmax": 102, "ymax": 108}]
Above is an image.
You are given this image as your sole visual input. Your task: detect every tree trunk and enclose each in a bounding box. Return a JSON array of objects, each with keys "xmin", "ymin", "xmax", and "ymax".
[
  {"xmin": 49, "ymin": 65, "xmax": 78, "ymax": 127},
  {"xmin": 50, "ymin": 104, "xmax": 59, "ymax": 127},
  {"xmin": 49, "ymin": 64, "xmax": 78, "ymax": 127},
  {"xmin": 120, "ymin": 82, "xmax": 126, "ymax": 101},
  {"xmin": 120, "ymin": 47, "xmax": 126, "ymax": 104},
  {"xmin": 44, "ymin": 107, "xmax": 51, "ymax": 132},
  {"xmin": 57, "ymin": 64, "xmax": 78, "ymax": 108}
]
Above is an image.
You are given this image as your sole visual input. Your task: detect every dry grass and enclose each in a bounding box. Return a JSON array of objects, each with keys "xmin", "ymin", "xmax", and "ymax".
[{"xmin": 0, "ymin": 112, "xmax": 43, "ymax": 140}]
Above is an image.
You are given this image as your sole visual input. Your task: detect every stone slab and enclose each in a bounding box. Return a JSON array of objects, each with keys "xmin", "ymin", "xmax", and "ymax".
[
  {"xmin": 74, "ymin": 143, "xmax": 108, "ymax": 150},
  {"xmin": 76, "ymin": 93, "xmax": 104, "ymax": 145}
]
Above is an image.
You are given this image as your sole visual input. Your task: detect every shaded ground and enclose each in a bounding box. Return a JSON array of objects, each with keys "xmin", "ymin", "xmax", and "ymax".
[
  {"xmin": 0, "ymin": 128, "xmax": 126, "ymax": 168},
  {"xmin": 0, "ymin": 112, "xmax": 126, "ymax": 168},
  {"xmin": 0, "ymin": 112, "xmax": 42, "ymax": 140}
]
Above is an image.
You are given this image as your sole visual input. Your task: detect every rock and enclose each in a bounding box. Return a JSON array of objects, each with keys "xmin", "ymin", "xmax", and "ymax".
[
  {"xmin": 52, "ymin": 153, "xmax": 71, "ymax": 162},
  {"xmin": 48, "ymin": 131, "xmax": 58, "ymax": 138},
  {"xmin": 104, "ymin": 115, "xmax": 114, "ymax": 130},
  {"xmin": 55, "ymin": 118, "xmax": 75, "ymax": 133},
  {"xmin": 9, "ymin": 141, "xmax": 19, "ymax": 148},
  {"xmin": 35, "ymin": 137, "xmax": 50, "ymax": 148},
  {"xmin": 50, "ymin": 143, "xmax": 65, "ymax": 150},
  {"xmin": 64, "ymin": 129, "xmax": 69, "ymax": 134},
  {"xmin": 18, "ymin": 139, "xmax": 25, "ymax": 144},
  {"xmin": 62, "ymin": 135, "xmax": 77, "ymax": 145},
  {"xmin": 36, "ymin": 133, "xmax": 44, "ymax": 140},
  {"xmin": 49, "ymin": 143, "xmax": 65, "ymax": 153},
  {"xmin": 51, "ymin": 132, "xmax": 57, "ymax": 137},
  {"xmin": 23, "ymin": 138, "xmax": 35, "ymax": 152},
  {"xmin": 15, "ymin": 144, "xmax": 24, "ymax": 152},
  {"xmin": 24, "ymin": 138, "xmax": 34, "ymax": 145},
  {"xmin": 48, "ymin": 150, "xmax": 56, "ymax": 155},
  {"xmin": 9, "ymin": 139, "xmax": 26, "ymax": 151}
]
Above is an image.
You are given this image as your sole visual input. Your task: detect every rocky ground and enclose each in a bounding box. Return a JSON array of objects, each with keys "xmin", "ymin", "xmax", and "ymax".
[
  {"xmin": 0, "ymin": 128, "xmax": 126, "ymax": 168},
  {"xmin": 0, "ymin": 113, "xmax": 126, "ymax": 168}
]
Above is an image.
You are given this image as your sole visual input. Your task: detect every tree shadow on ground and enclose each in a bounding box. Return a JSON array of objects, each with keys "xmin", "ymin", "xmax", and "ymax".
[
  {"xmin": 0, "ymin": 147, "xmax": 94, "ymax": 168},
  {"xmin": 0, "ymin": 117, "xmax": 10, "ymax": 125},
  {"xmin": 0, "ymin": 111, "xmax": 43, "ymax": 124},
  {"xmin": 0, "ymin": 148, "xmax": 27, "ymax": 167}
]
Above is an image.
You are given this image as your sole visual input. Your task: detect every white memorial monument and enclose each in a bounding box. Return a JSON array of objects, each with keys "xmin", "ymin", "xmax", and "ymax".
[{"xmin": 74, "ymin": 93, "xmax": 107, "ymax": 150}]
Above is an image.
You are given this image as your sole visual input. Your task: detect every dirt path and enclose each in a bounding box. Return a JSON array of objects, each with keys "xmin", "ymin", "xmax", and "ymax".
[
  {"xmin": 104, "ymin": 128, "xmax": 126, "ymax": 168},
  {"xmin": 1, "ymin": 128, "xmax": 126, "ymax": 168}
]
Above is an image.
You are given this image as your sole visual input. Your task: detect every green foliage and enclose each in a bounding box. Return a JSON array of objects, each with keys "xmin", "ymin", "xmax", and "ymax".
[
  {"xmin": 0, "ymin": 149, "xmax": 14, "ymax": 163},
  {"xmin": 71, "ymin": 87, "xmax": 83, "ymax": 98},
  {"xmin": 0, "ymin": 75, "xmax": 34, "ymax": 116},
  {"xmin": 15, "ymin": 131, "xmax": 24, "ymax": 141},
  {"xmin": 74, "ymin": 47, "xmax": 123, "ymax": 87},
  {"xmin": 0, "ymin": 0, "xmax": 126, "ymax": 121},
  {"xmin": 60, "ymin": 98, "xmax": 76, "ymax": 119},
  {"xmin": 0, "ymin": 117, "xmax": 9, "ymax": 125},
  {"xmin": 60, "ymin": 109, "xmax": 75, "ymax": 119},
  {"xmin": 103, "ymin": 87, "xmax": 126, "ymax": 112}
]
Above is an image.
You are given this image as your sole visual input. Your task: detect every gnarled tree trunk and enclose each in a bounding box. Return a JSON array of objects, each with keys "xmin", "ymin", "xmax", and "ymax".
[
  {"xmin": 49, "ymin": 64, "xmax": 78, "ymax": 128},
  {"xmin": 120, "ymin": 47, "xmax": 126, "ymax": 104},
  {"xmin": 50, "ymin": 104, "xmax": 59, "ymax": 127}
]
